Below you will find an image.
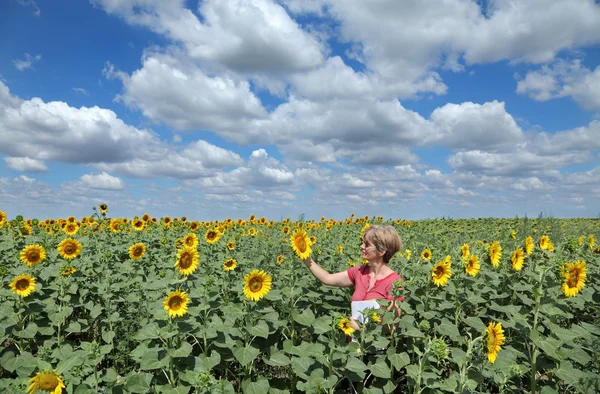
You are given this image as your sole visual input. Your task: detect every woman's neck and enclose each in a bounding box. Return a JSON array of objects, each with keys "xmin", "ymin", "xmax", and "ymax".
[{"xmin": 368, "ymin": 260, "xmax": 389, "ymax": 276}]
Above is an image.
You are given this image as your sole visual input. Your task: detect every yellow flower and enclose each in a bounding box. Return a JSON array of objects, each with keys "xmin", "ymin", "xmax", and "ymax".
[
  {"xmin": 99, "ymin": 204, "xmax": 108, "ymax": 213},
  {"xmin": 547, "ymin": 241, "xmax": 554, "ymax": 253},
  {"xmin": 371, "ymin": 312, "xmax": 381, "ymax": 323},
  {"xmin": 338, "ymin": 318, "xmax": 355, "ymax": 336},
  {"xmin": 589, "ymin": 235, "xmax": 596, "ymax": 250},
  {"xmin": 183, "ymin": 233, "xmax": 199, "ymax": 249},
  {"xmin": 561, "ymin": 261, "xmax": 586, "ymax": 297},
  {"xmin": 132, "ymin": 219, "xmax": 144, "ymax": 231},
  {"xmin": 290, "ymin": 229, "xmax": 312, "ymax": 260},
  {"xmin": 63, "ymin": 222, "xmax": 79, "ymax": 236},
  {"xmin": 405, "ymin": 249, "xmax": 411, "ymax": 260},
  {"xmin": 461, "ymin": 244, "xmax": 470, "ymax": 260},
  {"xmin": 175, "ymin": 247, "xmax": 199, "ymax": 276},
  {"xmin": 432, "ymin": 261, "xmax": 452, "ymax": 287},
  {"xmin": 189, "ymin": 220, "xmax": 200, "ymax": 232},
  {"xmin": 337, "ymin": 244, "xmax": 343, "ymax": 254},
  {"xmin": 486, "ymin": 322, "xmax": 505, "ymax": 364},
  {"xmin": 465, "ymin": 256, "xmax": 480, "ymax": 277},
  {"xmin": 348, "ymin": 260, "xmax": 356, "ymax": 267},
  {"xmin": 27, "ymin": 370, "xmax": 66, "ymax": 394},
  {"xmin": 277, "ymin": 254, "xmax": 284, "ymax": 264},
  {"xmin": 205, "ymin": 229, "xmax": 220, "ymax": 244},
  {"xmin": 128, "ymin": 243, "xmax": 146, "ymax": 261},
  {"xmin": 360, "ymin": 223, "xmax": 370, "ymax": 239},
  {"xmin": 248, "ymin": 227, "xmax": 257, "ymax": 236},
  {"xmin": 110, "ymin": 219, "xmax": 123, "ymax": 233},
  {"xmin": 309, "ymin": 235, "xmax": 317, "ymax": 245},
  {"xmin": 164, "ymin": 290, "xmax": 190, "ymax": 318},
  {"xmin": 0, "ymin": 209, "xmax": 6, "ymax": 227},
  {"xmin": 511, "ymin": 248, "xmax": 525, "ymax": 271},
  {"xmin": 489, "ymin": 241, "xmax": 502, "ymax": 268},
  {"xmin": 577, "ymin": 236, "xmax": 583, "ymax": 246},
  {"xmin": 20, "ymin": 244, "xmax": 46, "ymax": 267},
  {"xmin": 243, "ymin": 270, "xmax": 272, "ymax": 301},
  {"xmin": 226, "ymin": 241, "xmax": 235, "ymax": 251},
  {"xmin": 421, "ymin": 249, "xmax": 432, "ymax": 261},
  {"xmin": 223, "ymin": 258, "xmax": 237, "ymax": 271},
  {"xmin": 57, "ymin": 238, "xmax": 82, "ymax": 260},
  {"xmin": 510, "ymin": 230, "xmax": 516, "ymax": 239},
  {"xmin": 539, "ymin": 235, "xmax": 550, "ymax": 250},
  {"xmin": 282, "ymin": 225, "xmax": 291, "ymax": 235},
  {"xmin": 525, "ymin": 236, "xmax": 534, "ymax": 255},
  {"xmin": 9, "ymin": 274, "xmax": 36, "ymax": 297},
  {"xmin": 61, "ymin": 267, "xmax": 77, "ymax": 277}
]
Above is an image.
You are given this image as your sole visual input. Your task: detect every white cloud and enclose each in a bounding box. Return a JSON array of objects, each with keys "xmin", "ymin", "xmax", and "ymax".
[
  {"xmin": 13, "ymin": 53, "xmax": 42, "ymax": 71},
  {"xmin": 16, "ymin": 0, "xmax": 40, "ymax": 16},
  {"xmin": 4, "ymin": 157, "xmax": 48, "ymax": 172},
  {"xmin": 72, "ymin": 87, "xmax": 89, "ymax": 95},
  {"xmin": 516, "ymin": 59, "xmax": 600, "ymax": 111},
  {"xmin": 80, "ymin": 172, "xmax": 125, "ymax": 190}
]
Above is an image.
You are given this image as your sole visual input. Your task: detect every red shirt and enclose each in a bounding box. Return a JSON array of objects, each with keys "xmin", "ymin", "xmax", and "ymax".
[{"xmin": 346, "ymin": 265, "xmax": 404, "ymax": 301}]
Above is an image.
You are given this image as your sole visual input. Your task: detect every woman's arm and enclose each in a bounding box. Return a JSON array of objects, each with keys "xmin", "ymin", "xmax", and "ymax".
[{"xmin": 302, "ymin": 257, "xmax": 353, "ymax": 287}]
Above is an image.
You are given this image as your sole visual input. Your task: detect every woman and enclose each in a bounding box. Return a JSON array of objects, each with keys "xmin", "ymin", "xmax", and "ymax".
[{"xmin": 302, "ymin": 224, "xmax": 404, "ymax": 330}]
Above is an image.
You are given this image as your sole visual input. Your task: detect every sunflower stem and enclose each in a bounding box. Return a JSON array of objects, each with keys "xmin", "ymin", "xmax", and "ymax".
[{"xmin": 530, "ymin": 266, "xmax": 551, "ymax": 394}]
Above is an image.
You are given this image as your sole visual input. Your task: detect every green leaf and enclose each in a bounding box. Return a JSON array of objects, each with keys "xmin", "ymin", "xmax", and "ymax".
[
  {"xmin": 555, "ymin": 361, "xmax": 587, "ymax": 386},
  {"xmin": 101, "ymin": 330, "xmax": 115, "ymax": 343},
  {"xmin": 291, "ymin": 356, "xmax": 313, "ymax": 378},
  {"xmin": 436, "ymin": 318, "xmax": 461, "ymax": 342},
  {"xmin": 134, "ymin": 323, "xmax": 161, "ymax": 341},
  {"xmin": 388, "ymin": 352, "xmax": 410, "ymax": 371},
  {"xmin": 345, "ymin": 356, "xmax": 368, "ymax": 374},
  {"xmin": 15, "ymin": 322, "xmax": 38, "ymax": 338},
  {"xmin": 292, "ymin": 308, "xmax": 315, "ymax": 326},
  {"xmin": 168, "ymin": 342, "xmax": 193, "ymax": 358},
  {"xmin": 248, "ymin": 320, "xmax": 269, "ymax": 339},
  {"xmin": 369, "ymin": 359, "xmax": 391, "ymax": 378},
  {"xmin": 139, "ymin": 348, "xmax": 167, "ymax": 370},
  {"xmin": 242, "ymin": 377, "xmax": 270, "ymax": 394},
  {"xmin": 57, "ymin": 353, "xmax": 82, "ymax": 374},
  {"xmin": 264, "ymin": 351, "xmax": 291, "ymax": 367},
  {"xmin": 126, "ymin": 372, "xmax": 153, "ymax": 393},
  {"xmin": 233, "ymin": 345, "xmax": 260, "ymax": 366},
  {"xmin": 463, "ymin": 316, "xmax": 486, "ymax": 332},
  {"xmin": 89, "ymin": 304, "xmax": 103, "ymax": 319},
  {"xmin": 451, "ymin": 347, "xmax": 467, "ymax": 367},
  {"xmin": 311, "ymin": 316, "xmax": 331, "ymax": 334}
]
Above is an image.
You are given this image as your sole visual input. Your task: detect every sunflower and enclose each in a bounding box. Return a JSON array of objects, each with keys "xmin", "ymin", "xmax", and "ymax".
[
  {"xmin": 164, "ymin": 290, "xmax": 190, "ymax": 318},
  {"xmin": 61, "ymin": 267, "xmax": 77, "ymax": 277},
  {"xmin": 163, "ymin": 216, "xmax": 172, "ymax": 226},
  {"xmin": 337, "ymin": 244, "xmax": 343, "ymax": 254},
  {"xmin": 110, "ymin": 219, "xmax": 123, "ymax": 233},
  {"xmin": 175, "ymin": 247, "xmax": 199, "ymax": 276},
  {"xmin": 547, "ymin": 241, "xmax": 555, "ymax": 252},
  {"xmin": 338, "ymin": 318, "xmax": 355, "ymax": 336},
  {"xmin": 309, "ymin": 235, "xmax": 317, "ymax": 245},
  {"xmin": 128, "ymin": 243, "xmax": 146, "ymax": 261},
  {"xmin": 405, "ymin": 249, "xmax": 411, "ymax": 260},
  {"xmin": 594, "ymin": 246, "xmax": 600, "ymax": 254},
  {"xmin": 486, "ymin": 322, "xmax": 505, "ymax": 364},
  {"xmin": 277, "ymin": 254, "xmax": 284, "ymax": 264},
  {"xmin": 539, "ymin": 235, "xmax": 550, "ymax": 250},
  {"xmin": 248, "ymin": 227, "xmax": 257, "ymax": 236},
  {"xmin": 205, "ymin": 229, "xmax": 220, "ymax": 244},
  {"xmin": 63, "ymin": 222, "xmax": 79, "ymax": 236},
  {"xmin": 27, "ymin": 370, "xmax": 66, "ymax": 394},
  {"xmin": 183, "ymin": 233, "xmax": 199, "ymax": 249},
  {"xmin": 20, "ymin": 244, "xmax": 46, "ymax": 267},
  {"xmin": 132, "ymin": 219, "xmax": 144, "ymax": 231},
  {"xmin": 561, "ymin": 261, "xmax": 587, "ymax": 297},
  {"xmin": 511, "ymin": 248, "xmax": 525, "ymax": 271},
  {"xmin": 432, "ymin": 261, "xmax": 452, "ymax": 287},
  {"xmin": 290, "ymin": 229, "xmax": 312, "ymax": 260},
  {"xmin": 525, "ymin": 236, "xmax": 534, "ymax": 255},
  {"xmin": 9, "ymin": 274, "xmax": 36, "ymax": 297},
  {"xmin": 0, "ymin": 209, "xmax": 6, "ymax": 225},
  {"xmin": 282, "ymin": 225, "xmax": 290, "ymax": 235},
  {"xmin": 360, "ymin": 223, "xmax": 370, "ymax": 239},
  {"xmin": 510, "ymin": 230, "xmax": 517, "ymax": 239},
  {"xmin": 243, "ymin": 270, "xmax": 272, "ymax": 301},
  {"xmin": 489, "ymin": 241, "xmax": 502, "ymax": 268},
  {"xmin": 189, "ymin": 221, "xmax": 200, "ymax": 232},
  {"xmin": 371, "ymin": 312, "xmax": 381, "ymax": 323},
  {"xmin": 58, "ymin": 238, "xmax": 82, "ymax": 260},
  {"xmin": 226, "ymin": 241, "xmax": 235, "ymax": 251},
  {"xmin": 465, "ymin": 256, "xmax": 480, "ymax": 277},
  {"xmin": 421, "ymin": 249, "xmax": 432, "ymax": 261},
  {"xmin": 461, "ymin": 244, "xmax": 470, "ymax": 260},
  {"xmin": 589, "ymin": 235, "xmax": 596, "ymax": 251},
  {"xmin": 223, "ymin": 258, "xmax": 237, "ymax": 271},
  {"xmin": 141, "ymin": 213, "xmax": 151, "ymax": 222}
]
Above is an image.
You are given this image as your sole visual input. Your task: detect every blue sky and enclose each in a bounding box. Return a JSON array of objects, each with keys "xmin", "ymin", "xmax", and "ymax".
[{"xmin": 1, "ymin": 0, "xmax": 599, "ymax": 221}]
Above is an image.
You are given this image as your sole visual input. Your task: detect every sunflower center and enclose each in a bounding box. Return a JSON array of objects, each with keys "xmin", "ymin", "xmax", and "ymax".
[
  {"xmin": 424, "ymin": 253, "xmax": 430, "ymax": 258},
  {"xmin": 38, "ymin": 372, "xmax": 59, "ymax": 390},
  {"xmin": 295, "ymin": 237, "xmax": 306, "ymax": 252},
  {"xmin": 179, "ymin": 253, "xmax": 192, "ymax": 269},
  {"xmin": 65, "ymin": 244, "xmax": 75, "ymax": 254},
  {"xmin": 168, "ymin": 297, "xmax": 182, "ymax": 310},
  {"xmin": 567, "ymin": 271, "xmax": 579, "ymax": 288},
  {"xmin": 434, "ymin": 267, "xmax": 444, "ymax": 278},
  {"xmin": 208, "ymin": 231, "xmax": 216, "ymax": 240},
  {"xmin": 487, "ymin": 332, "xmax": 496, "ymax": 349},
  {"xmin": 185, "ymin": 239, "xmax": 193, "ymax": 246},
  {"xmin": 28, "ymin": 251, "xmax": 40, "ymax": 262},
  {"xmin": 134, "ymin": 247, "xmax": 143, "ymax": 257},
  {"xmin": 16, "ymin": 279, "xmax": 30, "ymax": 290},
  {"xmin": 249, "ymin": 278, "xmax": 263, "ymax": 292}
]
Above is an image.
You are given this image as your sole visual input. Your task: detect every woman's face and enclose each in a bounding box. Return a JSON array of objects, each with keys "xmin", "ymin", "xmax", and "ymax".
[{"xmin": 361, "ymin": 237, "xmax": 380, "ymax": 261}]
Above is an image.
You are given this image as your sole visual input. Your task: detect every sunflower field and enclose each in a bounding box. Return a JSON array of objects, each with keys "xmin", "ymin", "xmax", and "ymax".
[{"xmin": 0, "ymin": 207, "xmax": 599, "ymax": 394}]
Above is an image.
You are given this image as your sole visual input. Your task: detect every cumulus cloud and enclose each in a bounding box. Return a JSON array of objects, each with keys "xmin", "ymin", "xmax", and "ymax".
[
  {"xmin": 13, "ymin": 53, "xmax": 42, "ymax": 71},
  {"xmin": 4, "ymin": 157, "xmax": 48, "ymax": 172},
  {"xmin": 80, "ymin": 172, "xmax": 125, "ymax": 190}
]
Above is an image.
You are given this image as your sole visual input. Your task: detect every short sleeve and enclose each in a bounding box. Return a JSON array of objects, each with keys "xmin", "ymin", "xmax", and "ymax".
[{"xmin": 346, "ymin": 265, "xmax": 362, "ymax": 284}]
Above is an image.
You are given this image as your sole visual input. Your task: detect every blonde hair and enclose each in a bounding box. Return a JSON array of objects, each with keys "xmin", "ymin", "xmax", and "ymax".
[{"xmin": 363, "ymin": 225, "xmax": 402, "ymax": 263}]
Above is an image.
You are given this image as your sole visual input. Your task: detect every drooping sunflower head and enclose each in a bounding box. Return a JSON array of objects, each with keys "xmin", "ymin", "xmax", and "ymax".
[
  {"xmin": 336, "ymin": 244, "xmax": 343, "ymax": 254},
  {"xmin": 175, "ymin": 247, "xmax": 199, "ymax": 276},
  {"xmin": 27, "ymin": 370, "xmax": 66, "ymax": 394},
  {"xmin": 277, "ymin": 254, "xmax": 284, "ymax": 264},
  {"xmin": 432, "ymin": 261, "xmax": 452, "ymax": 287},
  {"xmin": 205, "ymin": 229, "xmax": 220, "ymax": 245},
  {"xmin": 337, "ymin": 317, "xmax": 355, "ymax": 336},
  {"xmin": 183, "ymin": 233, "xmax": 199, "ymax": 249},
  {"xmin": 539, "ymin": 235, "xmax": 550, "ymax": 250},
  {"xmin": 58, "ymin": 238, "xmax": 82, "ymax": 260},
  {"xmin": 243, "ymin": 269, "xmax": 272, "ymax": 301},
  {"xmin": 164, "ymin": 290, "xmax": 190, "ymax": 318},
  {"xmin": 20, "ymin": 244, "xmax": 46, "ymax": 267},
  {"xmin": 511, "ymin": 248, "xmax": 525, "ymax": 271},
  {"xmin": 99, "ymin": 204, "xmax": 108, "ymax": 213},
  {"xmin": 10, "ymin": 274, "xmax": 36, "ymax": 297},
  {"xmin": 421, "ymin": 249, "xmax": 432, "ymax": 261},
  {"xmin": 525, "ymin": 236, "xmax": 534, "ymax": 255},
  {"xmin": 223, "ymin": 258, "xmax": 237, "ymax": 271},
  {"xmin": 465, "ymin": 256, "xmax": 480, "ymax": 277},
  {"xmin": 486, "ymin": 322, "xmax": 505, "ymax": 364},
  {"xmin": 129, "ymin": 243, "xmax": 146, "ymax": 261},
  {"xmin": 489, "ymin": 241, "xmax": 502, "ymax": 268},
  {"xmin": 561, "ymin": 261, "xmax": 587, "ymax": 297},
  {"xmin": 589, "ymin": 235, "xmax": 596, "ymax": 250},
  {"xmin": 290, "ymin": 229, "xmax": 312, "ymax": 260},
  {"xmin": 461, "ymin": 244, "xmax": 470, "ymax": 260}
]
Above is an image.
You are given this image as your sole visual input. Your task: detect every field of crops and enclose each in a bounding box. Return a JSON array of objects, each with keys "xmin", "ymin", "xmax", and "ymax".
[{"xmin": 0, "ymin": 207, "xmax": 599, "ymax": 394}]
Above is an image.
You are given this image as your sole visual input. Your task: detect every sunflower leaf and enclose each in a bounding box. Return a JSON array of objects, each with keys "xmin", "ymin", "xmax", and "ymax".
[
  {"xmin": 233, "ymin": 345, "xmax": 260, "ymax": 366},
  {"xmin": 369, "ymin": 358, "xmax": 391, "ymax": 378},
  {"xmin": 292, "ymin": 308, "xmax": 315, "ymax": 326},
  {"xmin": 248, "ymin": 320, "xmax": 269, "ymax": 339},
  {"xmin": 388, "ymin": 352, "xmax": 410, "ymax": 371},
  {"xmin": 242, "ymin": 377, "xmax": 270, "ymax": 394}
]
